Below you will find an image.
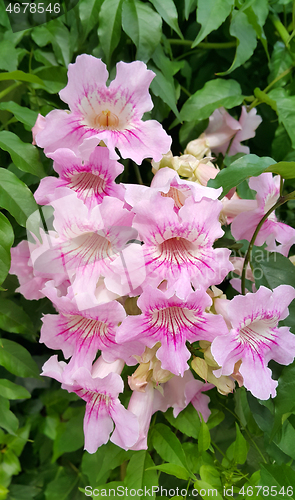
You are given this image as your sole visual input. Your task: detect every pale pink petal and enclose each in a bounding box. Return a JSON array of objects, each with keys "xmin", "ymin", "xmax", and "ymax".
[
  {"xmin": 117, "ymin": 286, "xmax": 228, "ymax": 376},
  {"xmin": 32, "ymin": 113, "xmax": 46, "ymax": 145},
  {"xmin": 229, "ymin": 107, "xmax": 262, "ymax": 155},
  {"xmin": 109, "ymin": 60, "xmax": 155, "ymax": 116},
  {"xmin": 127, "ymin": 382, "xmax": 155, "ymax": 450},
  {"xmin": 59, "ymin": 54, "xmax": 109, "ymax": 112},
  {"xmin": 111, "ymin": 402, "xmax": 140, "ymax": 449}
]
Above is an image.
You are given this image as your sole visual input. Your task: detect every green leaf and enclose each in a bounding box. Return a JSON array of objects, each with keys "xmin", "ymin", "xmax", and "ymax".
[
  {"xmin": 124, "ymin": 452, "xmax": 158, "ymax": 499},
  {"xmin": 260, "ymin": 464, "xmax": 295, "ymax": 500},
  {"xmin": 0, "ymin": 41, "xmax": 21, "ymax": 72},
  {"xmin": 0, "ymin": 70, "xmax": 44, "ymax": 85},
  {"xmin": 152, "ymin": 423, "xmax": 189, "ymax": 469},
  {"xmin": 234, "ymin": 423, "xmax": 248, "ymax": 464},
  {"xmin": 0, "ymin": 0, "xmax": 11, "ymax": 29},
  {"xmin": 79, "ymin": 0, "xmax": 104, "ymax": 39},
  {"xmin": 33, "ymin": 66, "xmax": 68, "ymax": 94},
  {"xmin": 0, "ymin": 396, "xmax": 18, "ymax": 434},
  {"xmin": 0, "ymin": 299, "xmax": 35, "ymax": 335},
  {"xmin": 268, "ymin": 42, "xmax": 293, "ymax": 89},
  {"xmin": 0, "ymin": 102, "xmax": 38, "ymax": 129},
  {"xmin": 0, "ymin": 212, "xmax": 14, "ymax": 286},
  {"xmin": 0, "ymin": 131, "xmax": 45, "ymax": 178},
  {"xmin": 0, "ymin": 338, "xmax": 40, "ymax": 378},
  {"xmin": 1, "ymin": 448, "xmax": 21, "ymax": 476},
  {"xmin": 98, "ymin": 0, "xmax": 123, "ymax": 66},
  {"xmin": 45, "ymin": 20, "xmax": 72, "ymax": 68},
  {"xmin": 5, "ymin": 423, "xmax": 31, "ymax": 456},
  {"xmin": 264, "ymin": 161, "xmax": 295, "ymax": 178},
  {"xmin": 192, "ymin": 0, "xmax": 235, "ymax": 47},
  {"xmin": 269, "ymin": 88, "xmax": 295, "ymax": 149},
  {"xmin": 199, "ymin": 465, "xmax": 222, "ymax": 489},
  {"xmin": 0, "ymin": 168, "xmax": 39, "ymax": 227},
  {"xmin": 0, "ymin": 380, "xmax": 30, "ymax": 400},
  {"xmin": 208, "ymin": 154, "xmax": 275, "ymax": 197},
  {"xmin": 164, "ymin": 404, "xmax": 200, "ymax": 439},
  {"xmin": 45, "ymin": 468, "xmax": 80, "ymax": 500},
  {"xmin": 254, "ymin": 88, "xmax": 277, "ymax": 112},
  {"xmin": 184, "ymin": 0, "xmax": 197, "ymax": 20},
  {"xmin": 52, "ymin": 407, "xmax": 84, "ymax": 461},
  {"xmin": 198, "ymin": 419, "xmax": 211, "ymax": 453},
  {"xmin": 272, "ymin": 363, "xmax": 295, "ymax": 437},
  {"xmin": 147, "ymin": 463, "xmax": 191, "ymax": 481},
  {"xmin": 82, "ymin": 442, "xmax": 131, "ymax": 485},
  {"xmin": 122, "ymin": 0, "xmax": 162, "ymax": 62},
  {"xmin": 149, "ymin": 0, "xmax": 183, "ymax": 39},
  {"xmin": 194, "ymin": 480, "xmax": 223, "ymax": 500},
  {"xmin": 252, "ymin": 250, "xmax": 295, "ymax": 291},
  {"xmin": 32, "ymin": 21, "xmax": 72, "ymax": 67},
  {"xmin": 244, "ymin": 0, "xmax": 269, "ymax": 59},
  {"xmin": 180, "ymin": 79, "xmax": 243, "ymax": 122},
  {"xmin": 150, "ymin": 66, "xmax": 181, "ymax": 120},
  {"xmin": 219, "ymin": 9, "xmax": 257, "ymax": 75}
]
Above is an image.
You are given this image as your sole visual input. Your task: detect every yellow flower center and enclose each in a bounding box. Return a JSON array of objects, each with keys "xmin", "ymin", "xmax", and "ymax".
[{"xmin": 93, "ymin": 109, "xmax": 119, "ymax": 129}]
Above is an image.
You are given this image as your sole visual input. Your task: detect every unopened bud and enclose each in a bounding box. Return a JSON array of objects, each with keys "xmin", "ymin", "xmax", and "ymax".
[{"xmin": 184, "ymin": 134, "xmax": 211, "ymax": 159}]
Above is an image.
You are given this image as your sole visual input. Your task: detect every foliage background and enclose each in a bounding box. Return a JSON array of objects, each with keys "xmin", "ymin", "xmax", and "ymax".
[{"xmin": 1, "ymin": 0, "xmax": 295, "ymax": 498}]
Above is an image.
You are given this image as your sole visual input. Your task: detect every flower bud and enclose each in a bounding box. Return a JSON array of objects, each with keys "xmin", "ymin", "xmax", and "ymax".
[{"xmin": 184, "ymin": 134, "xmax": 211, "ymax": 159}]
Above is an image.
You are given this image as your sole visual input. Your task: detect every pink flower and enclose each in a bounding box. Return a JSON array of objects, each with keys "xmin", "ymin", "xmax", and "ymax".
[
  {"xmin": 33, "ymin": 55, "xmax": 171, "ymax": 164},
  {"xmin": 127, "ymin": 382, "xmax": 156, "ymax": 450},
  {"xmin": 127, "ymin": 193, "xmax": 232, "ymax": 296},
  {"xmin": 155, "ymin": 370, "xmax": 212, "ymax": 420},
  {"xmin": 32, "ymin": 193, "xmax": 136, "ymax": 307},
  {"xmin": 124, "ymin": 167, "xmax": 221, "ymax": 213},
  {"xmin": 32, "ymin": 113, "xmax": 45, "ymax": 145},
  {"xmin": 204, "ymin": 106, "xmax": 262, "ymax": 156},
  {"xmin": 42, "ymin": 357, "xmax": 139, "ymax": 452},
  {"xmin": 231, "ymin": 173, "xmax": 295, "ymax": 255},
  {"xmin": 34, "ymin": 147, "xmax": 124, "ymax": 209},
  {"xmin": 10, "ymin": 240, "xmax": 47, "ymax": 300},
  {"xmin": 40, "ymin": 286, "xmax": 142, "ymax": 379},
  {"xmin": 116, "ymin": 286, "xmax": 228, "ymax": 376},
  {"xmin": 211, "ymin": 285, "xmax": 295, "ymax": 400}
]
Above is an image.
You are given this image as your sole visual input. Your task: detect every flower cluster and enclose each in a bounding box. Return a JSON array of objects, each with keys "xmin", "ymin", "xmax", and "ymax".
[{"xmin": 10, "ymin": 55, "xmax": 295, "ymax": 454}]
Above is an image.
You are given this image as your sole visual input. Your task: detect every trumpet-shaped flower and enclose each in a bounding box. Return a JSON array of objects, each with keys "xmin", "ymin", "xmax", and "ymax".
[
  {"xmin": 40, "ymin": 285, "xmax": 142, "ymax": 379},
  {"xmin": 34, "ymin": 147, "xmax": 124, "ymax": 209},
  {"xmin": 124, "ymin": 167, "xmax": 221, "ymax": 213},
  {"xmin": 10, "ymin": 240, "xmax": 47, "ymax": 300},
  {"xmin": 116, "ymin": 286, "xmax": 228, "ymax": 376},
  {"xmin": 31, "ymin": 193, "xmax": 136, "ymax": 307},
  {"xmin": 231, "ymin": 173, "xmax": 295, "ymax": 255},
  {"xmin": 42, "ymin": 357, "xmax": 139, "ymax": 452},
  {"xmin": 33, "ymin": 55, "xmax": 171, "ymax": 164},
  {"xmin": 204, "ymin": 106, "xmax": 262, "ymax": 156},
  {"xmin": 127, "ymin": 194, "xmax": 232, "ymax": 296},
  {"xmin": 211, "ymin": 285, "xmax": 295, "ymax": 399},
  {"xmin": 154, "ymin": 369, "xmax": 213, "ymax": 420}
]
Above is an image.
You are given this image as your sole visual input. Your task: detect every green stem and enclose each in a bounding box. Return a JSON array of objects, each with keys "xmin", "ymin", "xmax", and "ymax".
[
  {"xmin": 168, "ymin": 39, "xmax": 236, "ymax": 49},
  {"xmin": 180, "ymin": 85, "xmax": 192, "ymax": 97},
  {"xmin": 0, "ymin": 117, "xmax": 17, "ymax": 131},
  {"xmin": 270, "ymin": 14, "xmax": 290, "ymax": 46},
  {"xmin": 248, "ymin": 98, "xmax": 260, "ymax": 111},
  {"xmin": 241, "ymin": 197, "xmax": 288, "ymax": 295},
  {"xmin": 183, "ymin": 478, "xmax": 191, "ymax": 500},
  {"xmin": 211, "ymin": 440, "xmax": 226, "ymax": 457},
  {"xmin": 0, "ymin": 82, "xmax": 22, "ymax": 101},
  {"xmin": 248, "ymin": 65, "xmax": 294, "ymax": 111},
  {"xmin": 263, "ymin": 65, "xmax": 294, "ymax": 93}
]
